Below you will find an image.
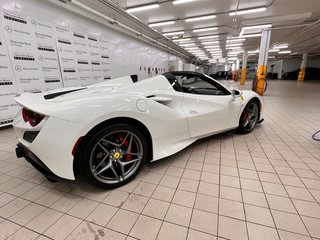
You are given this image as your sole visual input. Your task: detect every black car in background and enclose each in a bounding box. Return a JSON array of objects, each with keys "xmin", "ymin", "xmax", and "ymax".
[
  {"xmin": 210, "ymin": 71, "xmax": 231, "ymax": 79},
  {"xmin": 282, "ymin": 67, "xmax": 320, "ymax": 80}
]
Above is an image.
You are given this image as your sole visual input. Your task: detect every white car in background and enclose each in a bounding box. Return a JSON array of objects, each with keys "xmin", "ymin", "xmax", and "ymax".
[{"xmin": 13, "ymin": 71, "xmax": 263, "ymax": 188}]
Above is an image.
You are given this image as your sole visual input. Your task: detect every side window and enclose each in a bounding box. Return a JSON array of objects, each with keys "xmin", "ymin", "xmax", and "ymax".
[{"xmin": 176, "ymin": 75, "xmax": 225, "ymax": 95}]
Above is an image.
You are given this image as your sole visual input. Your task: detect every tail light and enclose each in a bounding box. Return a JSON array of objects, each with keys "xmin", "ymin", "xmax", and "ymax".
[{"xmin": 22, "ymin": 108, "xmax": 45, "ymax": 127}]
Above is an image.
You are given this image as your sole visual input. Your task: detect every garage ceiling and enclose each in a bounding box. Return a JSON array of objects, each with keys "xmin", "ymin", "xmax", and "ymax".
[{"xmin": 116, "ymin": 0, "xmax": 320, "ymax": 62}]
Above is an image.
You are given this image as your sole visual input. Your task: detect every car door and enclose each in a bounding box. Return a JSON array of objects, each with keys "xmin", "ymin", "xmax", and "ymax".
[{"xmin": 178, "ymin": 74, "xmax": 242, "ymax": 138}]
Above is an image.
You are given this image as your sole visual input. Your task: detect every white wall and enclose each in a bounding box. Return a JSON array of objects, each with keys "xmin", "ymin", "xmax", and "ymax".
[{"xmin": 1, "ymin": 0, "xmax": 183, "ymax": 81}]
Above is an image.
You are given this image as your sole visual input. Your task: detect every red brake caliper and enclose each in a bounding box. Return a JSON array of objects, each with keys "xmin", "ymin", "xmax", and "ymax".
[{"xmin": 118, "ymin": 134, "xmax": 131, "ymax": 161}]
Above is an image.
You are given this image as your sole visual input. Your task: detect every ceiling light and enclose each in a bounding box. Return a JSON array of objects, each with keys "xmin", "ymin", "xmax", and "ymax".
[
  {"xmin": 226, "ymin": 39, "xmax": 246, "ymax": 43},
  {"xmin": 269, "ymin": 49, "xmax": 279, "ymax": 52},
  {"xmin": 173, "ymin": 38, "xmax": 191, "ymax": 42},
  {"xmin": 173, "ymin": 0, "xmax": 197, "ymax": 5},
  {"xmin": 279, "ymin": 50, "xmax": 291, "ymax": 54},
  {"xmin": 185, "ymin": 15, "xmax": 216, "ymax": 22},
  {"xmin": 274, "ymin": 44, "xmax": 288, "ymax": 49},
  {"xmin": 248, "ymin": 50, "xmax": 259, "ymax": 54},
  {"xmin": 180, "ymin": 43, "xmax": 195, "ymax": 47},
  {"xmin": 268, "ymin": 56, "xmax": 276, "ymax": 59},
  {"xmin": 226, "ymin": 43, "xmax": 243, "ymax": 47},
  {"xmin": 163, "ymin": 31, "xmax": 184, "ymax": 36},
  {"xmin": 185, "ymin": 47, "xmax": 199, "ymax": 50},
  {"xmin": 229, "ymin": 7, "xmax": 267, "ymax": 16},
  {"xmin": 204, "ymin": 46, "xmax": 221, "ymax": 49},
  {"xmin": 148, "ymin": 21, "xmax": 175, "ymax": 27},
  {"xmin": 193, "ymin": 27, "xmax": 217, "ymax": 33},
  {"xmin": 233, "ymin": 34, "xmax": 262, "ymax": 38},
  {"xmin": 242, "ymin": 24, "xmax": 272, "ymax": 30},
  {"xmin": 226, "ymin": 46, "xmax": 241, "ymax": 49},
  {"xmin": 127, "ymin": 4, "xmax": 159, "ymax": 13},
  {"xmin": 198, "ymin": 35, "xmax": 219, "ymax": 40},
  {"xmin": 201, "ymin": 41, "xmax": 219, "ymax": 45}
]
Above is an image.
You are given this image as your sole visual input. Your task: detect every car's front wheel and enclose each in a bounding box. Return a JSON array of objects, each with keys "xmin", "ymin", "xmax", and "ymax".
[
  {"xmin": 238, "ymin": 100, "xmax": 259, "ymax": 134},
  {"xmin": 80, "ymin": 123, "xmax": 148, "ymax": 188}
]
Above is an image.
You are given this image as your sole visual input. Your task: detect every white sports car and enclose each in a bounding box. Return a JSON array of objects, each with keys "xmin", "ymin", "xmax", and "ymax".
[{"xmin": 14, "ymin": 71, "xmax": 263, "ymax": 188}]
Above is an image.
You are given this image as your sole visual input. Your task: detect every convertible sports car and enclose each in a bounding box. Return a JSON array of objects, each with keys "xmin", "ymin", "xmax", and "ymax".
[{"xmin": 14, "ymin": 71, "xmax": 263, "ymax": 188}]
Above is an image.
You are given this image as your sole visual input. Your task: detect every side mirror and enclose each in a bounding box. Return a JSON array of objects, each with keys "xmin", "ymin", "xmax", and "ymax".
[{"xmin": 231, "ymin": 89, "xmax": 241, "ymax": 97}]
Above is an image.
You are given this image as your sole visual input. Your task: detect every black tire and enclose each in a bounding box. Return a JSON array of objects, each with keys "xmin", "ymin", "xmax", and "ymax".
[
  {"xmin": 80, "ymin": 123, "xmax": 148, "ymax": 188},
  {"xmin": 237, "ymin": 100, "xmax": 259, "ymax": 134}
]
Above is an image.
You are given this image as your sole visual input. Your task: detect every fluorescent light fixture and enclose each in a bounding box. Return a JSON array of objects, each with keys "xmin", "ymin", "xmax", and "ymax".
[
  {"xmin": 193, "ymin": 27, "xmax": 217, "ymax": 33},
  {"xmin": 180, "ymin": 43, "xmax": 195, "ymax": 47},
  {"xmin": 163, "ymin": 31, "xmax": 184, "ymax": 36},
  {"xmin": 148, "ymin": 21, "xmax": 175, "ymax": 27},
  {"xmin": 173, "ymin": 0, "xmax": 197, "ymax": 5},
  {"xmin": 269, "ymin": 49, "xmax": 279, "ymax": 52},
  {"xmin": 204, "ymin": 46, "xmax": 221, "ymax": 49},
  {"xmin": 242, "ymin": 33, "xmax": 262, "ymax": 38},
  {"xmin": 268, "ymin": 56, "xmax": 276, "ymax": 59},
  {"xmin": 226, "ymin": 46, "xmax": 241, "ymax": 49},
  {"xmin": 201, "ymin": 41, "xmax": 219, "ymax": 45},
  {"xmin": 240, "ymin": 24, "xmax": 271, "ymax": 36},
  {"xmin": 172, "ymin": 38, "xmax": 191, "ymax": 42},
  {"xmin": 228, "ymin": 57, "xmax": 238, "ymax": 60},
  {"xmin": 274, "ymin": 44, "xmax": 288, "ymax": 49},
  {"xmin": 227, "ymin": 38, "xmax": 246, "ymax": 43},
  {"xmin": 279, "ymin": 50, "xmax": 291, "ymax": 54},
  {"xmin": 226, "ymin": 43, "xmax": 243, "ymax": 47},
  {"xmin": 242, "ymin": 24, "xmax": 272, "ymax": 30},
  {"xmin": 228, "ymin": 51, "xmax": 242, "ymax": 54},
  {"xmin": 127, "ymin": 4, "xmax": 159, "ymax": 13},
  {"xmin": 232, "ymin": 34, "xmax": 262, "ymax": 38},
  {"xmin": 198, "ymin": 35, "xmax": 219, "ymax": 40},
  {"xmin": 248, "ymin": 50, "xmax": 259, "ymax": 54},
  {"xmin": 185, "ymin": 15, "xmax": 216, "ymax": 22},
  {"xmin": 185, "ymin": 47, "xmax": 199, "ymax": 50},
  {"xmin": 229, "ymin": 7, "xmax": 267, "ymax": 16}
]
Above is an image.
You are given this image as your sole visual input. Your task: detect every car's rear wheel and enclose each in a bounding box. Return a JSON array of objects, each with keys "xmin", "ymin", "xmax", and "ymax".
[
  {"xmin": 80, "ymin": 123, "xmax": 148, "ymax": 188},
  {"xmin": 238, "ymin": 100, "xmax": 259, "ymax": 134}
]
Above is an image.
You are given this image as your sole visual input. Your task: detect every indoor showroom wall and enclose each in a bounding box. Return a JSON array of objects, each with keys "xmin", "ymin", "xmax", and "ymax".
[{"xmin": 0, "ymin": 0, "xmax": 184, "ymax": 127}]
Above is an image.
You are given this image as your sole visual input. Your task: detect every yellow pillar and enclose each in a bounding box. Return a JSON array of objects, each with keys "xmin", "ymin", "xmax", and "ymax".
[
  {"xmin": 240, "ymin": 51, "xmax": 248, "ymax": 85},
  {"xmin": 255, "ymin": 30, "xmax": 271, "ymax": 96},
  {"xmin": 298, "ymin": 53, "xmax": 308, "ymax": 81}
]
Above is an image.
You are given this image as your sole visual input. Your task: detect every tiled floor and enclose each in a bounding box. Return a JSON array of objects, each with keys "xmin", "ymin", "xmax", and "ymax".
[{"xmin": 0, "ymin": 79, "xmax": 320, "ymax": 240}]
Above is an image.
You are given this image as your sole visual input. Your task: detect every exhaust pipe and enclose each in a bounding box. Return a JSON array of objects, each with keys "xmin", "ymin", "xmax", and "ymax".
[{"xmin": 15, "ymin": 146, "xmax": 25, "ymax": 158}]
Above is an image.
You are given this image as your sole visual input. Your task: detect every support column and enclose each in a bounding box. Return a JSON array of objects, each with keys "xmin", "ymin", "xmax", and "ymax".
[
  {"xmin": 231, "ymin": 61, "xmax": 236, "ymax": 80},
  {"xmin": 255, "ymin": 30, "xmax": 271, "ymax": 95},
  {"xmin": 240, "ymin": 51, "xmax": 248, "ymax": 85},
  {"xmin": 298, "ymin": 52, "xmax": 308, "ymax": 81},
  {"xmin": 235, "ymin": 59, "xmax": 240, "ymax": 81}
]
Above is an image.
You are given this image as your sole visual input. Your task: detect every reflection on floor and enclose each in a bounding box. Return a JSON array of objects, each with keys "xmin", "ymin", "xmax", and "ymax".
[{"xmin": 0, "ymin": 79, "xmax": 319, "ymax": 240}]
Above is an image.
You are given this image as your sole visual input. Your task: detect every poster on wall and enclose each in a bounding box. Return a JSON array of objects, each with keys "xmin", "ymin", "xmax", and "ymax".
[
  {"xmin": 73, "ymin": 31, "xmax": 92, "ymax": 86},
  {"xmin": 2, "ymin": 10, "xmax": 43, "ymax": 92},
  {"xmin": 31, "ymin": 18, "xmax": 63, "ymax": 91},
  {"xmin": 55, "ymin": 25, "xmax": 80, "ymax": 87},
  {"xmin": 100, "ymin": 38, "xmax": 111, "ymax": 80},
  {"xmin": 0, "ymin": 21, "xmax": 20, "ymax": 126},
  {"xmin": 88, "ymin": 35, "xmax": 103, "ymax": 84}
]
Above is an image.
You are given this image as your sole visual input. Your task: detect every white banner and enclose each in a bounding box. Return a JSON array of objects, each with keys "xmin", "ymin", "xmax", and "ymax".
[
  {"xmin": 0, "ymin": 18, "xmax": 20, "ymax": 126},
  {"xmin": 55, "ymin": 26, "xmax": 80, "ymax": 87},
  {"xmin": 31, "ymin": 18, "xmax": 63, "ymax": 91},
  {"xmin": 2, "ymin": 10, "xmax": 42, "ymax": 92},
  {"xmin": 0, "ymin": 10, "xmax": 112, "ymax": 127},
  {"xmin": 73, "ymin": 31, "xmax": 92, "ymax": 86}
]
